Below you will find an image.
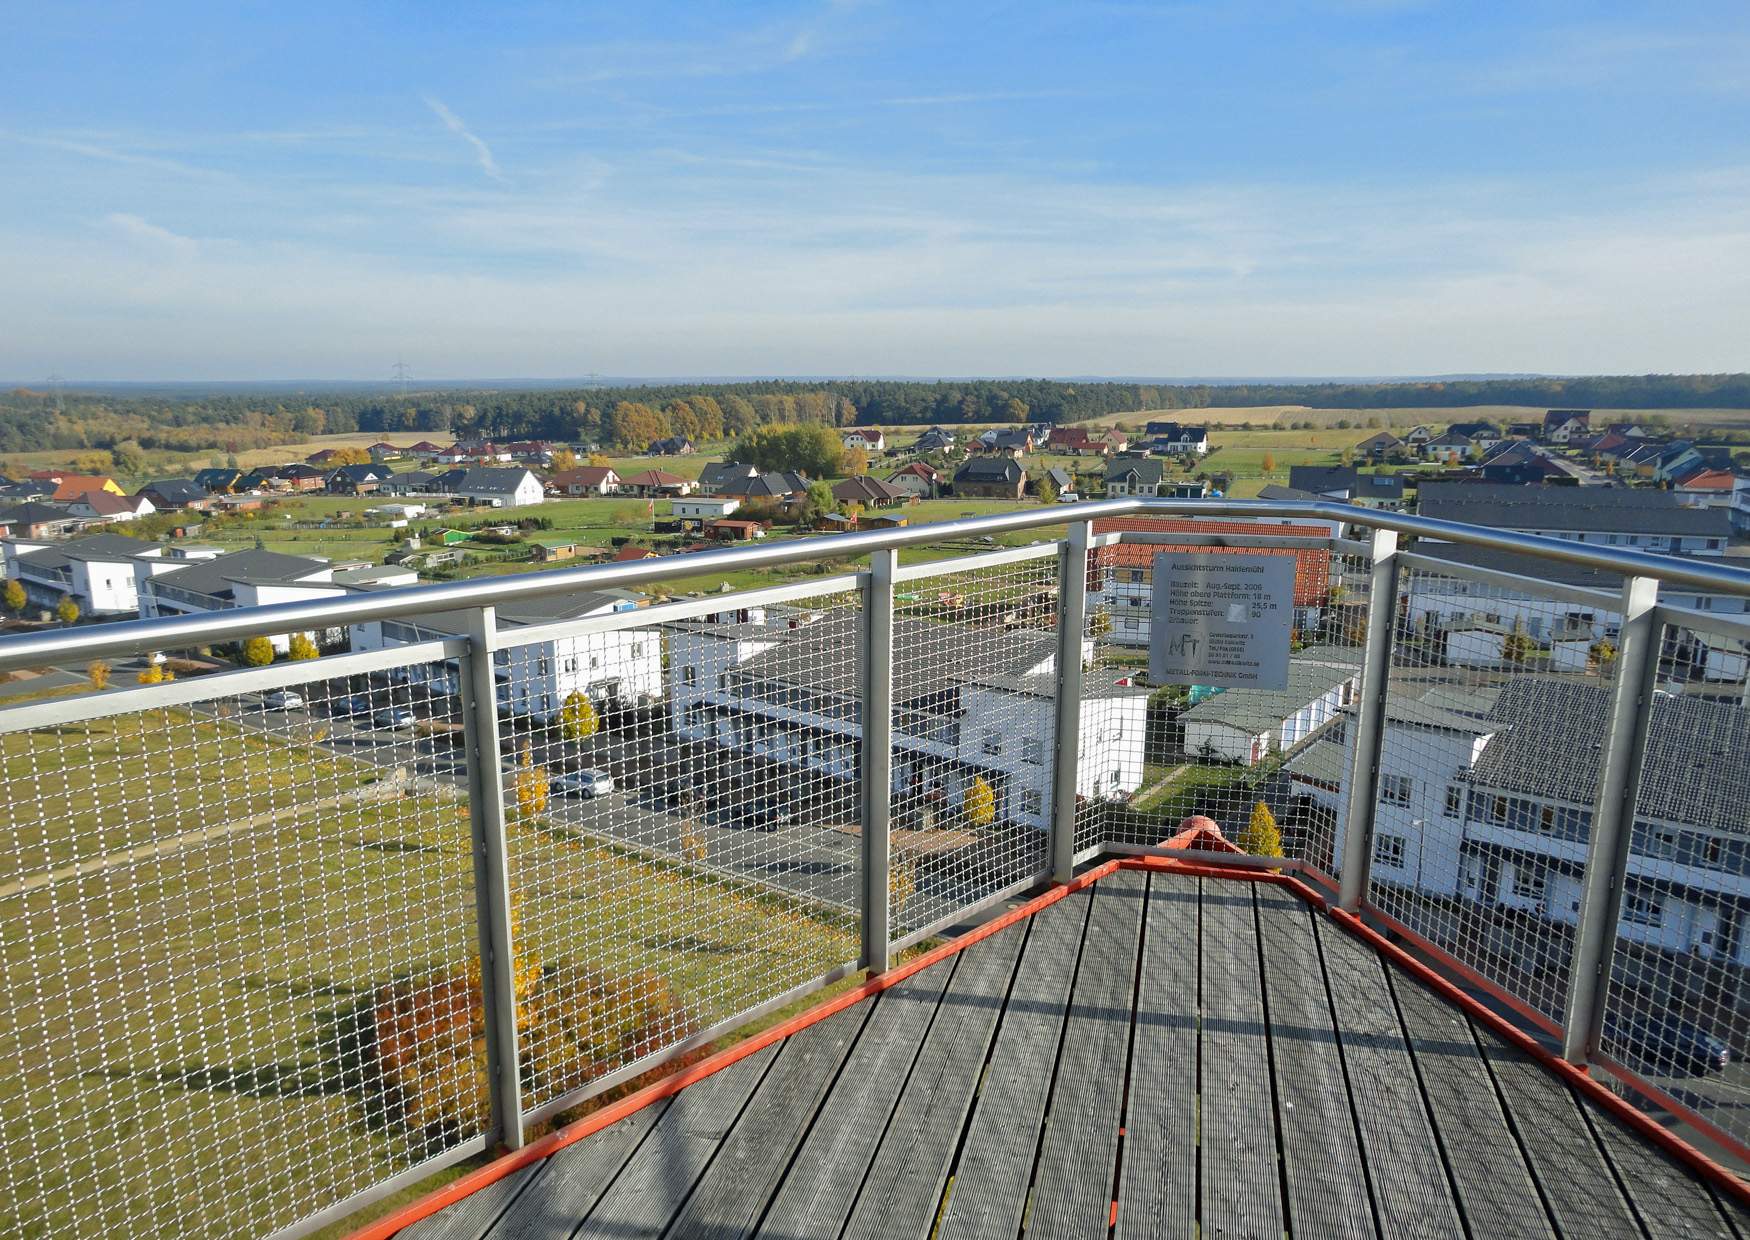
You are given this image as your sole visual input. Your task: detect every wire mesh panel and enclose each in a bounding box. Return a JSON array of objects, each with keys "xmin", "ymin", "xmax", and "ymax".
[
  {"xmin": 1087, "ymin": 519, "xmax": 1362, "ymax": 878},
  {"xmin": 1597, "ymin": 612, "xmax": 1750, "ymax": 1145},
  {"xmin": 1363, "ymin": 557, "xmax": 1624, "ymax": 1027},
  {"xmin": 502, "ymin": 588, "xmax": 862, "ymax": 1118},
  {"xmin": 886, "ymin": 550, "xmax": 1060, "ymax": 938},
  {"xmin": 0, "ymin": 649, "xmax": 485, "ymax": 1240}
]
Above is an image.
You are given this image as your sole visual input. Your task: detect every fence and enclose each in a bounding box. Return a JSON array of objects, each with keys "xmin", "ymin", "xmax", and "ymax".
[{"xmin": 2, "ymin": 496, "xmax": 1749, "ymax": 1237}]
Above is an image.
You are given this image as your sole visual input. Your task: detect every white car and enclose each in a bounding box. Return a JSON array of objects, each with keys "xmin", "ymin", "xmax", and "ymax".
[
  {"xmin": 553, "ymin": 769, "xmax": 615, "ymax": 798},
  {"xmin": 260, "ymin": 689, "xmax": 304, "ymax": 710},
  {"xmin": 371, "ymin": 708, "xmax": 417, "ymax": 730}
]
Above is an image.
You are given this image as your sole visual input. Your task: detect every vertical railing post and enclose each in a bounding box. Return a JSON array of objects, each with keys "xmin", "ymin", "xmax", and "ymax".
[
  {"xmin": 1337, "ymin": 527, "xmax": 1400, "ymax": 912},
  {"xmin": 1050, "ymin": 521, "xmax": 1092, "ymax": 884},
  {"xmin": 860, "ymin": 549, "xmax": 896, "ymax": 975},
  {"xmin": 1562, "ymin": 575, "xmax": 1661, "ymax": 1065},
  {"xmin": 460, "ymin": 606, "xmax": 525, "ymax": 1151}
]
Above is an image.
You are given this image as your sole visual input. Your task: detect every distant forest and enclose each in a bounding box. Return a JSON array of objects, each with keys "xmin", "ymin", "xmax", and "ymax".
[{"xmin": 2, "ymin": 373, "xmax": 1747, "ymax": 458}]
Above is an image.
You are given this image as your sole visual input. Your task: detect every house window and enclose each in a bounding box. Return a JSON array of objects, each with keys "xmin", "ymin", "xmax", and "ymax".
[
  {"xmin": 1380, "ymin": 774, "xmax": 1413, "ymax": 806},
  {"xmin": 1514, "ymin": 867, "xmax": 1547, "ymax": 903},
  {"xmin": 538, "ymin": 657, "xmax": 551, "ymax": 677},
  {"xmin": 1445, "ymin": 785, "xmax": 1463, "ymax": 816},
  {"xmin": 632, "ymin": 642, "xmax": 644, "ymax": 657},
  {"xmin": 1374, "ymin": 835, "xmax": 1406, "ymax": 868},
  {"xmin": 1129, "ymin": 569, "xmax": 1145, "ymax": 584},
  {"xmin": 683, "ymin": 666, "xmax": 698, "ymax": 685},
  {"xmin": 564, "ymin": 657, "xmax": 578, "ymax": 673},
  {"xmin": 1021, "ymin": 790, "xmax": 1044, "ymax": 816},
  {"xmin": 1022, "ymin": 737, "xmax": 1045, "ymax": 765},
  {"xmin": 1622, "ymin": 892, "xmax": 1663, "ymax": 926},
  {"xmin": 982, "ymin": 731, "xmax": 1002, "ymax": 755}
]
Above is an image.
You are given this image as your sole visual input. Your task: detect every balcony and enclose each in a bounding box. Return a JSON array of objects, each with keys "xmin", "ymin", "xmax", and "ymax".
[{"xmin": 1, "ymin": 497, "xmax": 1748, "ymax": 1239}]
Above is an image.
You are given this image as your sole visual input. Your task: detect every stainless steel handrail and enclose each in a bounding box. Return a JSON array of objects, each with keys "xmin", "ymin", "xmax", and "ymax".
[{"xmin": 2, "ymin": 496, "xmax": 1747, "ymax": 672}]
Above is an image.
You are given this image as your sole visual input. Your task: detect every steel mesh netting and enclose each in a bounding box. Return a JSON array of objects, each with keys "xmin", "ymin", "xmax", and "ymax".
[
  {"xmin": 505, "ymin": 590, "xmax": 861, "ymax": 1115},
  {"xmin": 886, "ymin": 552, "xmax": 1059, "ymax": 939},
  {"xmin": 1090, "ymin": 526, "xmax": 1364, "ymax": 878},
  {"xmin": 0, "ymin": 652, "xmax": 485, "ymax": 1240},
  {"xmin": 1363, "ymin": 561, "xmax": 1623, "ymax": 1027},
  {"xmin": 1597, "ymin": 612, "xmax": 1750, "ymax": 1143}
]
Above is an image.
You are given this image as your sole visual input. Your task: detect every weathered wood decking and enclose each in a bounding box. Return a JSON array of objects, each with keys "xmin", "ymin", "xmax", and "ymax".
[{"xmin": 402, "ymin": 870, "xmax": 1749, "ymax": 1239}]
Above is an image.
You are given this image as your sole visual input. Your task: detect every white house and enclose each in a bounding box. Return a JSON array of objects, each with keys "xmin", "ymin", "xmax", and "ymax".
[
  {"xmin": 1178, "ymin": 655, "xmax": 1359, "ymax": 767},
  {"xmin": 671, "ymin": 496, "xmax": 741, "ymax": 522},
  {"xmin": 431, "ymin": 467, "xmax": 545, "ymax": 508},
  {"xmin": 843, "ymin": 429, "xmax": 886, "ymax": 452},
  {"xmin": 1104, "ymin": 458, "xmax": 1167, "ymax": 497},
  {"xmin": 64, "ymin": 491, "xmax": 155, "ymax": 523},
  {"xmin": 3, "ymin": 532, "xmax": 170, "ymax": 616},
  {"xmin": 665, "ymin": 607, "xmax": 1144, "ymax": 831},
  {"xmin": 139, "ymin": 548, "xmax": 343, "ymax": 652},
  {"xmin": 350, "ymin": 588, "xmax": 660, "ymax": 717}
]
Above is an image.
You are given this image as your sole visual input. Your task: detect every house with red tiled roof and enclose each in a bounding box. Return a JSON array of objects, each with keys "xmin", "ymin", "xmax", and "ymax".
[
  {"xmin": 547, "ymin": 466, "xmax": 621, "ymax": 497},
  {"xmin": 618, "ymin": 470, "xmax": 695, "ymax": 497},
  {"xmin": 886, "ymin": 461, "xmax": 941, "ymax": 498},
  {"xmin": 48, "ymin": 474, "xmax": 125, "ymax": 501}
]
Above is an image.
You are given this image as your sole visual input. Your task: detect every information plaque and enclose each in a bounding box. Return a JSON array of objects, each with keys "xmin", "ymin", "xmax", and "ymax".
[{"xmin": 1147, "ymin": 552, "xmax": 1294, "ymax": 689}]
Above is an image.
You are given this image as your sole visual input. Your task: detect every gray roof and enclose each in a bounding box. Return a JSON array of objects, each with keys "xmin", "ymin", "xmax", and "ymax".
[
  {"xmin": 0, "ymin": 502, "xmax": 78, "ymax": 526},
  {"xmin": 1105, "ymin": 458, "xmax": 1166, "ymax": 485},
  {"xmin": 1179, "ymin": 662, "xmax": 1357, "ymax": 731},
  {"xmin": 148, "ymin": 549, "xmax": 331, "ymax": 599},
  {"xmin": 1257, "ymin": 483, "xmax": 1338, "ymax": 504},
  {"xmin": 379, "ymin": 588, "xmax": 639, "ymax": 637},
  {"xmin": 698, "ymin": 461, "xmax": 760, "ymax": 489},
  {"xmin": 955, "ymin": 458, "xmax": 1023, "ymax": 483},
  {"xmin": 1286, "ymin": 737, "xmax": 1348, "ymax": 785},
  {"xmin": 18, "ymin": 532, "xmax": 162, "ymax": 568},
  {"xmin": 1418, "ymin": 482, "xmax": 1729, "ymax": 537},
  {"xmin": 1354, "ymin": 472, "xmax": 1405, "ymax": 499},
  {"xmin": 449, "ymin": 467, "xmax": 534, "ymax": 492},
  {"xmin": 962, "ymin": 669, "xmax": 1151, "ymax": 701},
  {"xmin": 1288, "ymin": 465, "xmax": 1358, "ymax": 495},
  {"xmin": 140, "ymin": 479, "xmax": 206, "ymax": 503},
  {"xmin": 723, "ymin": 470, "xmax": 808, "ymax": 499},
  {"xmin": 1469, "ymin": 678, "xmax": 1750, "ymax": 832},
  {"xmin": 1045, "ymin": 467, "xmax": 1074, "ymax": 490}
]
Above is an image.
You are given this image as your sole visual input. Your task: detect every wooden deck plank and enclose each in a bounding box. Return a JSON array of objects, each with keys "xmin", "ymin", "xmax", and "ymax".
[
  {"xmin": 1579, "ymin": 1094, "xmax": 1736, "ymax": 1240},
  {"xmin": 1386, "ymin": 968, "xmax": 1555, "ymax": 1240},
  {"xmin": 1254, "ymin": 885, "xmax": 1377, "ymax": 1239},
  {"xmin": 1313, "ymin": 914, "xmax": 1464, "ymax": 1239},
  {"xmin": 1475, "ymin": 1033, "xmax": 1645, "ymax": 1237},
  {"xmin": 934, "ymin": 889, "xmax": 1092, "ymax": 1240},
  {"xmin": 573, "ymin": 1044, "xmax": 780, "ymax": 1238},
  {"xmin": 399, "ymin": 1164, "xmax": 539, "ymax": 1240},
  {"xmin": 661, "ymin": 1003, "xmax": 872, "ymax": 1240},
  {"xmin": 1026, "ymin": 872, "xmax": 1147, "ymax": 1235},
  {"xmin": 489, "ymin": 1100, "xmax": 675, "ymax": 1239},
  {"xmin": 1113, "ymin": 873, "xmax": 1199, "ymax": 1240},
  {"xmin": 754, "ymin": 950, "xmax": 961, "ymax": 1239},
  {"xmin": 838, "ymin": 913, "xmax": 1029, "ymax": 1240},
  {"xmin": 1198, "ymin": 881, "xmax": 1286, "ymax": 1238}
]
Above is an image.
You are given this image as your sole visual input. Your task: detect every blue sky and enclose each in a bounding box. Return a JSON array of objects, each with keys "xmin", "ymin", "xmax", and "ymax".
[{"xmin": 3, "ymin": 1, "xmax": 1748, "ymax": 380}]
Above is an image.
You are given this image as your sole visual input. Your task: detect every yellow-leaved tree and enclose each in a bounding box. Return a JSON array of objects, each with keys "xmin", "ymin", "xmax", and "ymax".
[
  {"xmin": 558, "ymin": 691, "xmax": 599, "ymax": 742},
  {"xmin": 514, "ymin": 743, "xmax": 549, "ymax": 821},
  {"xmin": 1239, "ymin": 799, "xmax": 1284, "ymax": 860},
  {"xmin": 287, "ymin": 633, "xmax": 320, "ymax": 661},
  {"xmin": 56, "ymin": 597, "xmax": 80, "ymax": 625},
  {"xmin": 242, "ymin": 636, "xmax": 275, "ymax": 666},
  {"xmin": 964, "ymin": 776, "xmax": 996, "ymax": 827},
  {"xmin": 86, "ymin": 660, "xmax": 111, "ymax": 690}
]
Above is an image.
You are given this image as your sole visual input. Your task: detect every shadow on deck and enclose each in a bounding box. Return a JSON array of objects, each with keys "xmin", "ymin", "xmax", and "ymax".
[{"xmin": 387, "ymin": 865, "xmax": 1750, "ymax": 1239}]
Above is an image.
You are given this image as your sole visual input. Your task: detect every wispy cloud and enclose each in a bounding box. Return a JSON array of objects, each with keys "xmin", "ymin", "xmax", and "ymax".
[
  {"xmin": 101, "ymin": 212, "xmax": 198, "ymax": 257},
  {"xmin": 422, "ymin": 96, "xmax": 506, "ymax": 183}
]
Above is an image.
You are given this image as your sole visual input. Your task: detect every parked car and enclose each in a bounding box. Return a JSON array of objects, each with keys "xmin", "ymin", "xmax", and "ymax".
[
  {"xmin": 553, "ymin": 769, "xmax": 615, "ymax": 798},
  {"xmin": 1604, "ymin": 1011, "xmax": 1730, "ymax": 1077},
  {"xmin": 260, "ymin": 689, "xmax": 304, "ymax": 711},
  {"xmin": 330, "ymin": 694, "xmax": 372, "ymax": 717},
  {"xmin": 371, "ymin": 708, "xmax": 417, "ymax": 730}
]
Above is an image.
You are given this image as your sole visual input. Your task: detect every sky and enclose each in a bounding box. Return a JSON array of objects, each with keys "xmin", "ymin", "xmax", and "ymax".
[{"xmin": 2, "ymin": 1, "xmax": 1748, "ymax": 382}]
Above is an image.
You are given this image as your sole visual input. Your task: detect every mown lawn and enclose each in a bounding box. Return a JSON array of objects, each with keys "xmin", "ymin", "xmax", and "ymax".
[{"xmin": 0, "ymin": 719, "xmax": 859, "ymax": 1239}]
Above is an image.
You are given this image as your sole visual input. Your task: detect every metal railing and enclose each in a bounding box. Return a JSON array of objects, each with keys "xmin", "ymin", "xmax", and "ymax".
[{"xmin": 2, "ymin": 496, "xmax": 1749, "ymax": 1238}]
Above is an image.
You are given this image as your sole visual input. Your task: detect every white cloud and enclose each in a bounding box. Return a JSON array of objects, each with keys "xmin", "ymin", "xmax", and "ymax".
[
  {"xmin": 421, "ymin": 96, "xmax": 506, "ymax": 183},
  {"xmin": 101, "ymin": 212, "xmax": 198, "ymax": 257}
]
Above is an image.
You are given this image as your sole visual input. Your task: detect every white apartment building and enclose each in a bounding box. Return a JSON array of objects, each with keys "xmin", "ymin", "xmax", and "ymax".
[
  {"xmin": 2, "ymin": 532, "xmax": 183, "ymax": 616},
  {"xmin": 1418, "ymin": 483, "xmax": 1730, "ymax": 557},
  {"xmin": 140, "ymin": 548, "xmax": 343, "ymax": 652}
]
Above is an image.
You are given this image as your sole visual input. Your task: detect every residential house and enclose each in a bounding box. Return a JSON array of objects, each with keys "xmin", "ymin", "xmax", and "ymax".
[
  {"xmin": 1044, "ymin": 427, "xmax": 1108, "ymax": 456},
  {"xmin": 368, "ymin": 442, "xmax": 404, "ymax": 461},
  {"xmin": 46, "ymin": 475, "xmax": 126, "ymax": 503},
  {"xmin": 529, "ymin": 538, "xmax": 582, "ymax": 563},
  {"xmin": 352, "ymin": 589, "xmax": 661, "ymax": 719},
  {"xmin": 831, "ymin": 476, "xmax": 909, "ymax": 508},
  {"xmin": 705, "ymin": 518, "xmax": 766, "ymax": 541},
  {"xmin": 2, "ymin": 532, "xmax": 171, "ymax": 616},
  {"xmin": 1287, "ymin": 466, "xmax": 1358, "ymax": 499},
  {"xmin": 1505, "ymin": 422, "xmax": 1542, "ymax": 439},
  {"xmin": 1144, "ymin": 425, "xmax": 1210, "ymax": 457},
  {"xmin": 720, "ymin": 471, "xmax": 808, "ymax": 503},
  {"xmin": 696, "ymin": 462, "xmax": 760, "ymax": 496},
  {"xmin": 1041, "ymin": 467, "xmax": 1075, "ymax": 497},
  {"xmin": 325, "ymin": 463, "xmax": 396, "ymax": 495},
  {"xmin": 613, "ymin": 545, "xmax": 660, "ymax": 563},
  {"xmin": 1089, "ymin": 516, "xmax": 1337, "ymax": 646},
  {"xmin": 64, "ymin": 491, "xmax": 154, "ymax": 523},
  {"xmin": 648, "ymin": 436, "xmax": 696, "ymax": 456},
  {"xmin": 912, "ymin": 427, "xmax": 959, "ymax": 454},
  {"xmin": 1104, "ymin": 458, "xmax": 1167, "ymax": 497},
  {"xmin": 1422, "ymin": 431, "xmax": 1476, "ymax": 465},
  {"xmin": 137, "ymin": 479, "xmax": 209, "ymax": 511},
  {"xmin": 953, "ymin": 457, "xmax": 1026, "ymax": 499},
  {"xmin": 270, "ymin": 463, "xmax": 328, "ymax": 492},
  {"xmin": 1478, "ymin": 442, "xmax": 1570, "ymax": 485},
  {"xmin": 1672, "ymin": 466, "xmax": 1737, "ymax": 509},
  {"xmin": 976, "ymin": 428, "xmax": 1033, "ymax": 457},
  {"xmin": 1354, "ymin": 431, "xmax": 1403, "ymax": 461},
  {"xmin": 886, "ymin": 461, "xmax": 941, "ymax": 499},
  {"xmin": 1542, "ymin": 409, "xmax": 1591, "ymax": 443},
  {"xmin": 1180, "ymin": 657, "xmax": 1360, "ymax": 767},
  {"xmin": 671, "ymin": 496, "xmax": 741, "ymax": 522},
  {"xmin": 1403, "ymin": 425, "xmax": 1436, "ymax": 451},
  {"xmin": 618, "ymin": 469, "xmax": 696, "ymax": 498},
  {"xmin": 0, "ymin": 502, "xmax": 87, "ymax": 540},
  {"xmin": 408, "ymin": 440, "xmax": 449, "ymax": 462},
  {"xmin": 665, "ymin": 607, "xmax": 1146, "ymax": 831},
  {"xmin": 1101, "ymin": 428, "xmax": 1131, "ymax": 455},
  {"xmin": 442, "ymin": 467, "xmax": 546, "ymax": 507},
  {"xmin": 1417, "ymin": 483, "xmax": 1729, "ymax": 556},
  {"xmin": 1447, "ymin": 422, "xmax": 1502, "ymax": 451},
  {"xmin": 138, "ymin": 548, "xmax": 342, "ymax": 653},
  {"xmin": 547, "ymin": 466, "xmax": 621, "ymax": 497},
  {"xmin": 305, "ymin": 449, "xmax": 344, "ymax": 467},
  {"xmin": 378, "ymin": 470, "xmax": 439, "ymax": 496},
  {"xmin": 842, "ymin": 429, "xmax": 886, "ymax": 452}
]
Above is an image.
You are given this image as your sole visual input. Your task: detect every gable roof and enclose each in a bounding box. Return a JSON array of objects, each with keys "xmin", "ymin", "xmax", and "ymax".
[
  {"xmin": 1288, "ymin": 465, "xmax": 1358, "ymax": 495},
  {"xmin": 620, "ymin": 469, "xmax": 689, "ymax": 488},
  {"xmin": 149, "ymin": 549, "xmax": 331, "ymax": 599},
  {"xmin": 697, "ymin": 461, "xmax": 760, "ymax": 489},
  {"xmin": 832, "ymin": 476, "xmax": 907, "ymax": 504},
  {"xmin": 889, "ymin": 461, "xmax": 940, "ymax": 482},
  {"xmin": 49, "ymin": 475, "xmax": 120, "ymax": 501},
  {"xmin": 15, "ymin": 532, "xmax": 161, "ymax": 567},
  {"xmin": 67, "ymin": 490, "xmax": 136, "ymax": 515},
  {"xmin": 0, "ymin": 501, "xmax": 78, "ymax": 528},
  {"xmin": 722, "ymin": 471, "xmax": 807, "ymax": 498},
  {"xmin": 1105, "ymin": 457, "xmax": 1166, "ymax": 485},
  {"xmin": 549, "ymin": 466, "xmax": 618, "ymax": 488},
  {"xmin": 954, "ymin": 457, "xmax": 1023, "ymax": 483},
  {"xmin": 1418, "ymin": 482, "xmax": 1730, "ymax": 537},
  {"xmin": 140, "ymin": 478, "xmax": 206, "ymax": 503}
]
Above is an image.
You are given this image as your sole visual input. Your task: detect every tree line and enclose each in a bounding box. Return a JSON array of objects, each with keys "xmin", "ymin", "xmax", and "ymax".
[{"xmin": 4, "ymin": 373, "xmax": 1746, "ymax": 458}]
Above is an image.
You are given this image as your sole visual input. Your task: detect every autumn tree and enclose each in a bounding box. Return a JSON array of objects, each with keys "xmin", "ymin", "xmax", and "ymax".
[
  {"xmin": 732, "ymin": 423, "xmax": 843, "ymax": 478},
  {"xmin": 1261, "ymin": 451, "xmax": 1276, "ymax": 473},
  {"xmin": 137, "ymin": 662, "xmax": 166, "ymax": 685},
  {"xmin": 287, "ymin": 633, "xmax": 320, "ymax": 661},
  {"xmin": 964, "ymin": 776, "xmax": 996, "ymax": 827},
  {"xmin": 86, "ymin": 660, "xmax": 111, "ymax": 690},
  {"xmin": 514, "ymin": 743, "xmax": 550, "ymax": 821},
  {"xmin": 558, "ymin": 690, "xmax": 599, "ymax": 741},
  {"xmin": 586, "ymin": 452, "xmax": 613, "ymax": 468},
  {"xmin": 2, "ymin": 580, "xmax": 24, "ymax": 614},
  {"xmin": 842, "ymin": 444, "xmax": 869, "ymax": 476},
  {"xmin": 242, "ymin": 636, "xmax": 275, "ymax": 666},
  {"xmin": 548, "ymin": 448, "xmax": 577, "ymax": 473},
  {"xmin": 1239, "ymin": 800, "xmax": 1284, "ymax": 859},
  {"xmin": 1502, "ymin": 623, "xmax": 1534, "ymax": 665},
  {"xmin": 1036, "ymin": 475, "xmax": 1058, "ymax": 505},
  {"xmin": 55, "ymin": 597, "xmax": 80, "ymax": 625}
]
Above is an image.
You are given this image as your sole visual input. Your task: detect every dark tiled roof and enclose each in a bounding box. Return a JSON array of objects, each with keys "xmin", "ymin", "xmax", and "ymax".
[
  {"xmin": 149, "ymin": 549, "xmax": 330, "ymax": 599},
  {"xmin": 1418, "ymin": 483, "xmax": 1729, "ymax": 537},
  {"xmin": 954, "ymin": 458, "xmax": 1023, "ymax": 483},
  {"xmin": 1288, "ymin": 465, "xmax": 1358, "ymax": 495},
  {"xmin": 1104, "ymin": 458, "xmax": 1165, "ymax": 485}
]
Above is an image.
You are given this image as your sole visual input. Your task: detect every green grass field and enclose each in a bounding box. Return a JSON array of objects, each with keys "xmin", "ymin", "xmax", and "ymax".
[{"xmin": 0, "ymin": 706, "xmax": 860, "ymax": 1238}]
